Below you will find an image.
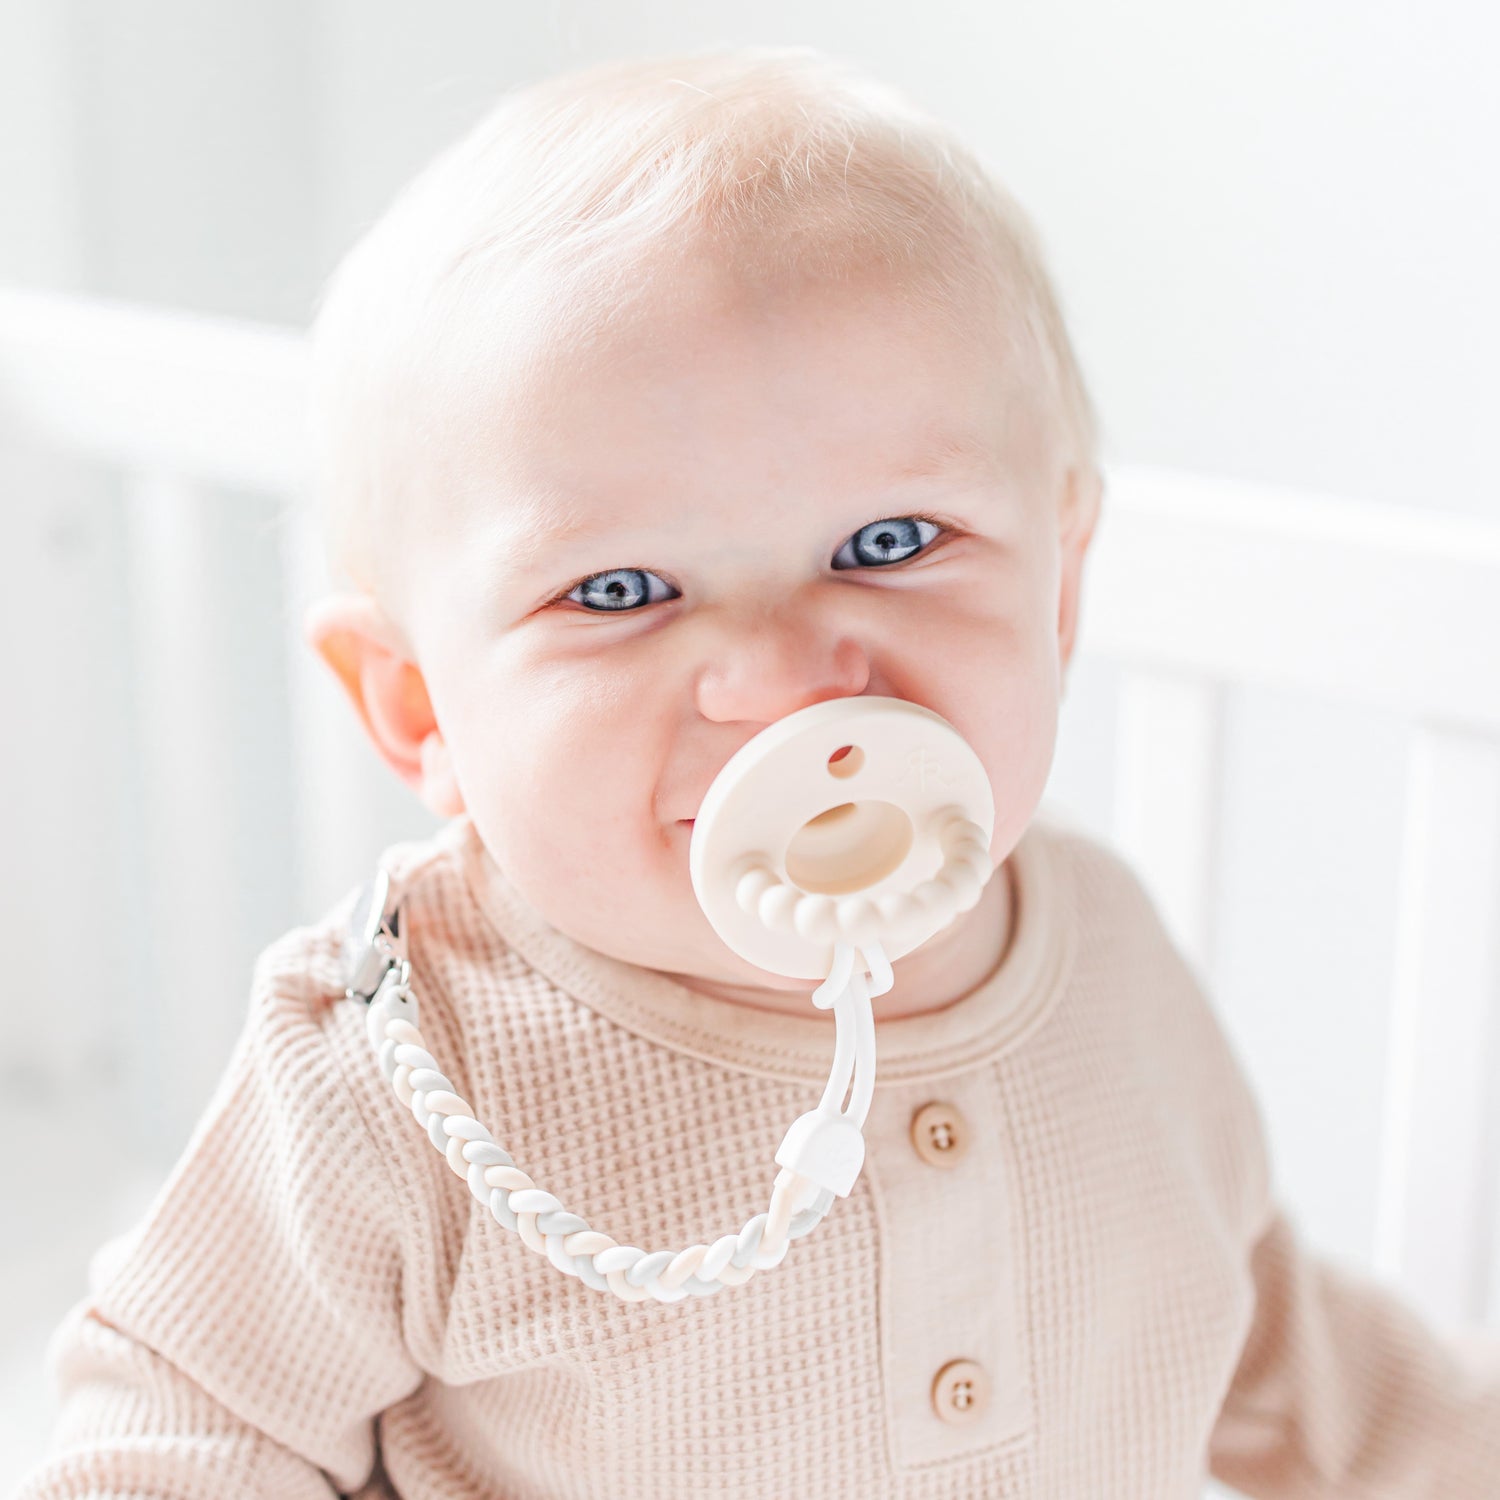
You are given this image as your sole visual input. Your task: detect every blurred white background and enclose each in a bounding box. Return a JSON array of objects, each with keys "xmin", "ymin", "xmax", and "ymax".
[{"xmin": 2, "ymin": 2, "xmax": 1497, "ymax": 1494}]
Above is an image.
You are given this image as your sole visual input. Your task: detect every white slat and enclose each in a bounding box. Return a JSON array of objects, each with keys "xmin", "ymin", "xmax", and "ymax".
[
  {"xmin": 1112, "ymin": 669, "xmax": 1227, "ymax": 978},
  {"xmin": 119, "ymin": 470, "xmax": 247, "ymax": 1130},
  {"xmin": 0, "ymin": 440, "xmax": 122, "ymax": 1090},
  {"xmin": 1375, "ymin": 726, "xmax": 1500, "ymax": 1328}
]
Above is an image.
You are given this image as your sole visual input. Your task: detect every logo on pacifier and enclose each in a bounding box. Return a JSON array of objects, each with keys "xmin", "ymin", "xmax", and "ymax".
[{"xmin": 897, "ymin": 747, "xmax": 956, "ymax": 794}]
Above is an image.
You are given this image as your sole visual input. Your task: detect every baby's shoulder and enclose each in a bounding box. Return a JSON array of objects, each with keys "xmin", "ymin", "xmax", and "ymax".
[
  {"xmin": 1025, "ymin": 804, "xmax": 1274, "ymax": 1226},
  {"xmin": 1021, "ymin": 804, "xmax": 1229, "ymax": 1068},
  {"xmin": 247, "ymin": 815, "xmax": 488, "ymax": 1015},
  {"xmin": 227, "ymin": 818, "xmax": 503, "ymax": 1140},
  {"xmin": 1023, "ymin": 801, "xmax": 1173, "ymax": 948}
]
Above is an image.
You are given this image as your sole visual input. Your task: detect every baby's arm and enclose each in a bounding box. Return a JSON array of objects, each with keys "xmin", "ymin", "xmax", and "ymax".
[
  {"xmin": 1104, "ymin": 830, "xmax": 1500, "ymax": 1499},
  {"xmin": 1209, "ymin": 1203, "xmax": 1500, "ymax": 1498},
  {"xmin": 13, "ymin": 941, "xmax": 421, "ymax": 1499}
]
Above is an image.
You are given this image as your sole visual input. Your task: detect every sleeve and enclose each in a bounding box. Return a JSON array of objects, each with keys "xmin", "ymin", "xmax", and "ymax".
[
  {"xmin": 12, "ymin": 949, "xmax": 423, "ymax": 1499},
  {"xmin": 1208, "ymin": 1202, "xmax": 1500, "ymax": 1498}
]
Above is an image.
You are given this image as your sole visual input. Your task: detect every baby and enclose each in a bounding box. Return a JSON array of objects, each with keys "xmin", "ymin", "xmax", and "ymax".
[{"xmin": 18, "ymin": 46, "xmax": 1499, "ymax": 1500}]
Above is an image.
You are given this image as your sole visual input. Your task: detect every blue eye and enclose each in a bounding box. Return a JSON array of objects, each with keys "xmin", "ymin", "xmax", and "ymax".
[
  {"xmin": 831, "ymin": 516, "xmax": 943, "ymax": 570},
  {"xmin": 565, "ymin": 569, "xmax": 675, "ymax": 613},
  {"xmin": 557, "ymin": 514, "xmax": 947, "ymax": 613}
]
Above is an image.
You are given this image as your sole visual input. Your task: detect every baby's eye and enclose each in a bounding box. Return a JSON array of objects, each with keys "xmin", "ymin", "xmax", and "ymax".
[
  {"xmin": 555, "ymin": 513, "xmax": 947, "ymax": 613},
  {"xmin": 562, "ymin": 568, "xmax": 676, "ymax": 613},
  {"xmin": 830, "ymin": 515, "xmax": 944, "ymax": 570}
]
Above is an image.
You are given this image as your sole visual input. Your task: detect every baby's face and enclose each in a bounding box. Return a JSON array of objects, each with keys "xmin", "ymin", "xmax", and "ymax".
[{"xmin": 398, "ymin": 255, "xmax": 1093, "ymax": 999}]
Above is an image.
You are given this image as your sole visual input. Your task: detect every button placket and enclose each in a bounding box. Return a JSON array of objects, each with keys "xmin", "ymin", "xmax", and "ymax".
[{"xmin": 862, "ymin": 1076, "xmax": 1031, "ymax": 1469}]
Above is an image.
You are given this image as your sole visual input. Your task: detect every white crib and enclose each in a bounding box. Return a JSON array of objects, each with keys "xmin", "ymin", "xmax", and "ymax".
[{"xmin": 2, "ymin": 287, "xmax": 1498, "ymax": 1491}]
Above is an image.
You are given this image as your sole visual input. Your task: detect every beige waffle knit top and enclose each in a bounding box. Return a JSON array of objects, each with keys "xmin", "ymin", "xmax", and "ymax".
[{"xmin": 16, "ymin": 811, "xmax": 1500, "ymax": 1499}]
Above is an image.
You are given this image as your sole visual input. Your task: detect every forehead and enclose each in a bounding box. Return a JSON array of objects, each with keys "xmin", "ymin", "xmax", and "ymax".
[{"xmin": 436, "ymin": 251, "xmax": 1047, "ymax": 560}]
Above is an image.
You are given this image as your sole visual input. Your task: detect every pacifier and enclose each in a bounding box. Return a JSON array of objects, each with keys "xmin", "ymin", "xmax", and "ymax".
[{"xmin": 348, "ymin": 695, "xmax": 995, "ymax": 1303}]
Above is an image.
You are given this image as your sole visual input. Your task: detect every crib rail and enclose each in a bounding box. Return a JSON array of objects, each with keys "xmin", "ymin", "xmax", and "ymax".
[
  {"xmin": 2, "ymin": 287, "xmax": 1498, "ymax": 1333},
  {"xmin": 0, "ymin": 286, "xmax": 307, "ymax": 489},
  {"xmin": 1088, "ymin": 470, "xmax": 1500, "ymax": 1324}
]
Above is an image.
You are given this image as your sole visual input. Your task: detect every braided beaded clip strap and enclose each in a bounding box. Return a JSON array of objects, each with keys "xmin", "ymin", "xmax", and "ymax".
[{"xmin": 344, "ymin": 867, "xmax": 897, "ymax": 1304}]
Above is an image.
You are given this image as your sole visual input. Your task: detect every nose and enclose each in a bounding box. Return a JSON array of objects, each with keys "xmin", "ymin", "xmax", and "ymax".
[{"xmin": 693, "ymin": 606, "xmax": 872, "ymax": 725}]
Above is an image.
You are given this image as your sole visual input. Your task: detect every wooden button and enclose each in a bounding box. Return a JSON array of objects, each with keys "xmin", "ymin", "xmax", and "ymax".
[
  {"xmin": 931, "ymin": 1359, "xmax": 990, "ymax": 1425},
  {"xmin": 910, "ymin": 1101, "xmax": 969, "ymax": 1167}
]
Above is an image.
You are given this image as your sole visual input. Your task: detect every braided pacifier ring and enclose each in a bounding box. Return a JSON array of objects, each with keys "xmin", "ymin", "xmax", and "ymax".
[
  {"xmin": 733, "ymin": 810, "xmax": 991, "ymax": 948},
  {"xmin": 365, "ymin": 981, "xmax": 844, "ymax": 1304},
  {"xmin": 354, "ymin": 808, "xmax": 988, "ymax": 1304}
]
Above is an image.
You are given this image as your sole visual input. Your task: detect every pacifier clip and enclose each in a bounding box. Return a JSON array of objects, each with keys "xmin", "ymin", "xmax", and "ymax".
[{"xmin": 346, "ymin": 696, "xmax": 994, "ymax": 1303}]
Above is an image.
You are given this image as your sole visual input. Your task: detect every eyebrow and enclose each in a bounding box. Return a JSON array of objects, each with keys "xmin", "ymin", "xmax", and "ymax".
[
  {"xmin": 497, "ymin": 493, "xmax": 641, "ymax": 580},
  {"xmin": 888, "ymin": 428, "xmax": 999, "ymax": 483},
  {"xmin": 497, "ymin": 431, "xmax": 1000, "ymax": 574}
]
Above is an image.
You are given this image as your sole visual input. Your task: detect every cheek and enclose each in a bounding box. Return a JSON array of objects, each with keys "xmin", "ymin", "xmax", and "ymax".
[
  {"xmin": 448, "ymin": 655, "xmax": 667, "ymax": 869},
  {"xmin": 991, "ymin": 644, "xmax": 1061, "ymax": 848},
  {"xmin": 913, "ymin": 590, "xmax": 1060, "ymax": 850}
]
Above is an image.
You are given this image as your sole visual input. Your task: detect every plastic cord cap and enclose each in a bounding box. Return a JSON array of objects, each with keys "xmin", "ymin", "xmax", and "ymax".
[{"xmin": 775, "ymin": 1108, "xmax": 867, "ymax": 1197}]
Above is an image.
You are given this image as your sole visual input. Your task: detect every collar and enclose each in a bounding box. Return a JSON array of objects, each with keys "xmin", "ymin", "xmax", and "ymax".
[{"xmin": 439, "ymin": 811, "xmax": 1075, "ymax": 1086}]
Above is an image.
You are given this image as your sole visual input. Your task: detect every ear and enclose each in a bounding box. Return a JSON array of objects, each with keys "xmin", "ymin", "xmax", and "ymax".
[
  {"xmin": 302, "ymin": 594, "xmax": 466, "ymax": 818},
  {"xmin": 1056, "ymin": 466, "xmax": 1102, "ymax": 685}
]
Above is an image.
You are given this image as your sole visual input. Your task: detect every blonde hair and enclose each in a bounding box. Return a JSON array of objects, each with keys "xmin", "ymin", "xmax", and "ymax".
[{"xmin": 309, "ymin": 46, "xmax": 1099, "ymax": 600}]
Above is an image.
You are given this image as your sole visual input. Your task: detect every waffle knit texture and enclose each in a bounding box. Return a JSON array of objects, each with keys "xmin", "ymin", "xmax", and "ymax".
[{"xmin": 15, "ymin": 810, "xmax": 1500, "ymax": 1499}]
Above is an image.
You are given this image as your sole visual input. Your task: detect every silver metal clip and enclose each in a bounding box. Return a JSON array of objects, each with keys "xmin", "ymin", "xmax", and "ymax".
[{"xmin": 345, "ymin": 866, "xmax": 408, "ymax": 1004}]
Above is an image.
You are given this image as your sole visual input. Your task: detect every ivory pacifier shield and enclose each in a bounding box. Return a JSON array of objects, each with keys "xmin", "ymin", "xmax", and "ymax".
[{"xmin": 689, "ymin": 696, "xmax": 996, "ymax": 980}]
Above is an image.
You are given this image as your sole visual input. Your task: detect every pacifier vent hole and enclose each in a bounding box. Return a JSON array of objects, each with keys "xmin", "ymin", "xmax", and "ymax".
[
  {"xmin": 786, "ymin": 799, "xmax": 913, "ymax": 896},
  {"xmin": 827, "ymin": 744, "xmax": 863, "ymax": 780}
]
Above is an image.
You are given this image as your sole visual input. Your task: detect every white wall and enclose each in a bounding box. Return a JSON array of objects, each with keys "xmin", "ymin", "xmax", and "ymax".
[
  {"xmin": 9, "ymin": 1, "xmax": 1495, "ymax": 518},
  {"xmin": 311, "ymin": 1, "xmax": 1500, "ymax": 522}
]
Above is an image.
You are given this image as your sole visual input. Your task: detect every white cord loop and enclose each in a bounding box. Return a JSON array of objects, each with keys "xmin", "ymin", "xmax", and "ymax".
[{"xmin": 347, "ymin": 871, "xmax": 897, "ymax": 1303}]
